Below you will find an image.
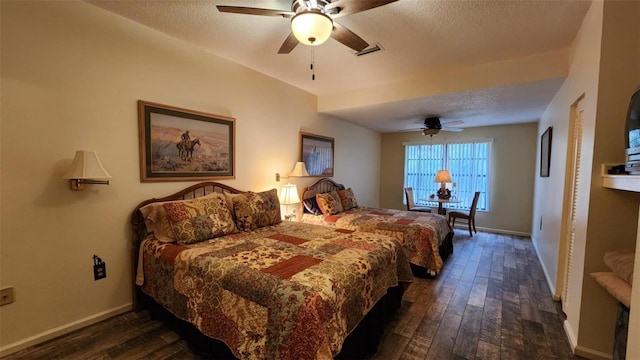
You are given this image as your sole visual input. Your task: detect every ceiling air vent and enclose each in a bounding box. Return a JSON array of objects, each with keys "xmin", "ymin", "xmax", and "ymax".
[{"xmin": 354, "ymin": 43, "xmax": 384, "ymax": 57}]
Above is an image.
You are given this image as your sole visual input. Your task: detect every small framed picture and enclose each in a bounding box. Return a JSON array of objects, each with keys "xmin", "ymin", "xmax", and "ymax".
[
  {"xmin": 138, "ymin": 100, "xmax": 235, "ymax": 182},
  {"xmin": 300, "ymin": 132, "xmax": 334, "ymax": 177},
  {"xmin": 540, "ymin": 126, "xmax": 552, "ymax": 177}
]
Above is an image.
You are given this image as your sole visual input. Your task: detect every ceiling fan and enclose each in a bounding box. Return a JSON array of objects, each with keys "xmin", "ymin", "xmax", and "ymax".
[
  {"xmin": 216, "ymin": 0, "xmax": 398, "ymax": 54},
  {"xmin": 418, "ymin": 117, "xmax": 464, "ymax": 136}
]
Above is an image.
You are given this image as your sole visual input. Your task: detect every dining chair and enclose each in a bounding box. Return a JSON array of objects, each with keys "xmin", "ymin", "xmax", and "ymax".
[
  {"xmin": 404, "ymin": 187, "xmax": 432, "ymax": 213},
  {"xmin": 448, "ymin": 191, "xmax": 480, "ymax": 237}
]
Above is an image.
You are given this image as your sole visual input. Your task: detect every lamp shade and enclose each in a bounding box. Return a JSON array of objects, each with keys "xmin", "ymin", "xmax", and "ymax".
[
  {"xmin": 291, "ymin": 10, "xmax": 333, "ymax": 46},
  {"xmin": 63, "ymin": 151, "xmax": 111, "ymax": 180},
  {"xmin": 289, "ymin": 161, "xmax": 310, "ymax": 177},
  {"xmin": 280, "ymin": 184, "xmax": 301, "ymax": 205},
  {"xmin": 434, "ymin": 170, "xmax": 452, "ymax": 183}
]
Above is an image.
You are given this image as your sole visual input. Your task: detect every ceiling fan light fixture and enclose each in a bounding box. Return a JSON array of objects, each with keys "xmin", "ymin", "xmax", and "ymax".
[
  {"xmin": 423, "ymin": 128, "xmax": 439, "ymax": 136},
  {"xmin": 291, "ymin": 10, "xmax": 333, "ymax": 46}
]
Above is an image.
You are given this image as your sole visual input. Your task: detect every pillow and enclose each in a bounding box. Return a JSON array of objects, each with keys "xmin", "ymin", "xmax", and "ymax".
[
  {"xmin": 316, "ymin": 190, "xmax": 344, "ymax": 215},
  {"xmin": 232, "ymin": 189, "xmax": 282, "ymax": 232},
  {"xmin": 224, "ymin": 192, "xmax": 242, "ymax": 220},
  {"xmin": 604, "ymin": 250, "xmax": 635, "ymax": 286},
  {"xmin": 303, "ymin": 197, "xmax": 323, "ymax": 215},
  {"xmin": 591, "ymin": 272, "xmax": 632, "ymax": 308},
  {"xmin": 337, "ymin": 188, "xmax": 358, "ymax": 210},
  {"xmin": 139, "ymin": 192, "xmax": 222, "ymax": 243},
  {"xmin": 162, "ymin": 194, "xmax": 237, "ymax": 244},
  {"xmin": 140, "ymin": 202, "xmax": 175, "ymax": 242}
]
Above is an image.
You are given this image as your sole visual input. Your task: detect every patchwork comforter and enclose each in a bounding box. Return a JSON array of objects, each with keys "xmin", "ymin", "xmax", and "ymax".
[
  {"xmin": 140, "ymin": 221, "xmax": 413, "ymax": 360},
  {"xmin": 301, "ymin": 206, "xmax": 451, "ymax": 274}
]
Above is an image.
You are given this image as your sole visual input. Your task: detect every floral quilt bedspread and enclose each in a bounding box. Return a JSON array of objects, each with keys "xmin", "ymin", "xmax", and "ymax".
[
  {"xmin": 140, "ymin": 221, "xmax": 413, "ymax": 360},
  {"xmin": 301, "ymin": 207, "xmax": 451, "ymax": 273}
]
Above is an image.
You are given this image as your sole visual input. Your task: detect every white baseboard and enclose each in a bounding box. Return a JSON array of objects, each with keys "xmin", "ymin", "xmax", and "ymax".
[
  {"xmin": 529, "ymin": 234, "xmax": 559, "ymax": 297},
  {"xmin": 0, "ymin": 303, "xmax": 132, "ymax": 357},
  {"xmin": 574, "ymin": 345, "xmax": 613, "ymax": 360},
  {"xmin": 563, "ymin": 306, "xmax": 612, "ymax": 360},
  {"xmin": 564, "ymin": 319, "xmax": 578, "ymax": 353},
  {"xmin": 452, "ymin": 224, "xmax": 531, "ymax": 237}
]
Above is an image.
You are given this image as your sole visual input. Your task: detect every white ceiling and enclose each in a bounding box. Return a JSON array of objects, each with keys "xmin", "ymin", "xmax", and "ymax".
[{"xmin": 87, "ymin": 0, "xmax": 592, "ymax": 133}]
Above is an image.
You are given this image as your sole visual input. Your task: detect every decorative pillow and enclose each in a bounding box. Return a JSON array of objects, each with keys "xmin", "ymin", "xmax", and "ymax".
[
  {"xmin": 604, "ymin": 250, "xmax": 635, "ymax": 285},
  {"xmin": 316, "ymin": 190, "xmax": 344, "ymax": 215},
  {"xmin": 303, "ymin": 197, "xmax": 323, "ymax": 215},
  {"xmin": 162, "ymin": 194, "xmax": 237, "ymax": 244},
  {"xmin": 139, "ymin": 192, "xmax": 222, "ymax": 243},
  {"xmin": 337, "ymin": 188, "xmax": 358, "ymax": 210},
  {"xmin": 140, "ymin": 202, "xmax": 176, "ymax": 242},
  {"xmin": 232, "ymin": 189, "xmax": 282, "ymax": 232},
  {"xmin": 591, "ymin": 272, "xmax": 632, "ymax": 308},
  {"xmin": 224, "ymin": 192, "xmax": 242, "ymax": 220}
]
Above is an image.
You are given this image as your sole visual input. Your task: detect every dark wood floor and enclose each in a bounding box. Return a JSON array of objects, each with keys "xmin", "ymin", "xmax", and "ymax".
[{"xmin": 5, "ymin": 230, "xmax": 583, "ymax": 360}]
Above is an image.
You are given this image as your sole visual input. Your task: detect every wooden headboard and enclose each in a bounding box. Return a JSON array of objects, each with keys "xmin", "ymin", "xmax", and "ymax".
[
  {"xmin": 130, "ymin": 182, "xmax": 244, "ymax": 310},
  {"xmin": 300, "ymin": 178, "xmax": 345, "ymax": 201}
]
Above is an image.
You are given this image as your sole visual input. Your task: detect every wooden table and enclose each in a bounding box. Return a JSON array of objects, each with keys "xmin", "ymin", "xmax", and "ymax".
[{"xmin": 421, "ymin": 198, "xmax": 460, "ymax": 215}]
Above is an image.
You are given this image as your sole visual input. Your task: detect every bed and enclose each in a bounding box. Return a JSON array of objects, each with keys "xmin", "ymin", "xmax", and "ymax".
[
  {"xmin": 131, "ymin": 182, "xmax": 413, "ymax": 360},
  {"xmin": 299, "ymin": 178, "xmax": 454, "ymax": 276}
]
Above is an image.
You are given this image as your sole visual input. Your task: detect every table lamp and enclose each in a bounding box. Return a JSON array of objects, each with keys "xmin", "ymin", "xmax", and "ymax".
[
  {"xmin": 435, "ymin": 170, "xmax": 452, "ymax": 199},
  {"xmin": 280, "ymin": 183, "xmax": 301, "ymax": 221}
]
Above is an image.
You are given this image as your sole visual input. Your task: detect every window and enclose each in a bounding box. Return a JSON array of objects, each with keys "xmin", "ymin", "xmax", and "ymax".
[{"xmin": 404, "ymin": 139, "xmax": 491, "ymax": 211}]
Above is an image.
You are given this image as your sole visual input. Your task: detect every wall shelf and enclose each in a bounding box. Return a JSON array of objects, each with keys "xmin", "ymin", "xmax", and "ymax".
[
  {"xmin": 602, "ymin": 175, "xmax": 640, "ymax": 192},
  {"xmin": 601, "ymin": 164, "xmax": 640, "ymax": 192}
]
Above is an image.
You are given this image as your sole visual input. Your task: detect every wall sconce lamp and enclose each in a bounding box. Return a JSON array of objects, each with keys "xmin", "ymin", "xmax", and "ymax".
[
  {"xmin": 280, "ymin": 183, "xmax": 301, "ymax": 221},
  {"xmin": 434, "ymin": 170, "xmax": 452, "ymax": 199},
  {"xmin": 62, "ymin": 151, "xmax": 111, "ymax": 191},
  {"xmin": 276, "ymin": 161, "xmax": 310, "ymax": 182}
]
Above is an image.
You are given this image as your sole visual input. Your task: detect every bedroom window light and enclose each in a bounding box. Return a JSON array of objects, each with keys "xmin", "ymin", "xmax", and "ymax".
[
  {"xmin": 62, "ymin": 150, "xmax": 111, "ymax": 191},
  {"xmin": 403, "ymin": 139, "xmax": 491, "ymax": 211},
  {"xmin": 280, "ymin": 183, "xmax": 301, "ymax": 221}
]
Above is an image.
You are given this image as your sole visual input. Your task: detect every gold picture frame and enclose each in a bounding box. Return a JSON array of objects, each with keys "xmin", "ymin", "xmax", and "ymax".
[{"xmin": 138, "ymin": 100, "xmax": 235, "ymax": 182}]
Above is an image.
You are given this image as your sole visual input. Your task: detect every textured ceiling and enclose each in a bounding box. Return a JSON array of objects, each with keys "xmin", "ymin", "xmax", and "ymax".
[{"xmin": 87, "ymin": 0, "xmax": 592, "ymax": 133}]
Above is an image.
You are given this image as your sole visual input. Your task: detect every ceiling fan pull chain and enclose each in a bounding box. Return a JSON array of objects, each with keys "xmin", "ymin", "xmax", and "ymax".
[{"xmin": 310, "ymin": 49, "xmax": 316, "ymax": 80}]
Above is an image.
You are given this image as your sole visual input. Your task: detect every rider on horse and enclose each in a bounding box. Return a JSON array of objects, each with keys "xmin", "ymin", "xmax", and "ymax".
[{"xmin": 181, "ymin": 130, "xmax": 190, "ymax": 142}]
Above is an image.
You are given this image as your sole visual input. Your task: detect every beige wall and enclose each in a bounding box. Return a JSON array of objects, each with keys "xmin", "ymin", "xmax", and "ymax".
[
  {"xmin": 0, "ymin": 1, "xmax": 380, "ymax": 354},
  {"xmin": 380, "ymin": 123, "xmax": 537, "ymax": 234},
  {"xmin": 581, "ymin": 0, "xmax": 640, "ymax": 356},
  {"xmin": 532, "ymin": 0, "xmax": 640, "ymax": 357},
  {"xmin": 532, "ymin": 3, "xmax": 602, "ymax": 345}
]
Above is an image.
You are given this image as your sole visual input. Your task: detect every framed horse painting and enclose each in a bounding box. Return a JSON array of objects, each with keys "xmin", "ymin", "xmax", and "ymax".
[{"xmin": 138, "ymin": 100, "xmax": 235, "ymax": 182}]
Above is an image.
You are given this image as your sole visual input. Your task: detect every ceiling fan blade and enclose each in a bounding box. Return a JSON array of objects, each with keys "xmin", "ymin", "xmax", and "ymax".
[
  {"xmin": 278, "ymin": 32, "xmax": 299, "ymax": 54},
  {"xmin": 441, "ymin": 119, "xmax": 464, "ymax": 126},
  {"xmin": 442, "ymin": 127, "xmax": 464, "ymax": 132},
  {"xmin": 326, "ymin": 0, "xmax": 398, "ymax": 18},
  {"xmin": 331, "ymin": 22, "xmax": 368, "ymax": 52},
  {"xmin": 216, "ymin": 6, "xmax": 294, "ymax": 18}
]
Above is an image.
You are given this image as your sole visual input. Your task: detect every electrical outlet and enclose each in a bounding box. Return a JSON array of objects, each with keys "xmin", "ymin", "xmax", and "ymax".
[
  {"xmin": 0, "ymin": 287, "xmax": 15, "ymax": 306},
  {"xmin": 93, "ymin": 255, "xmax": 106, "ymax": 280}
]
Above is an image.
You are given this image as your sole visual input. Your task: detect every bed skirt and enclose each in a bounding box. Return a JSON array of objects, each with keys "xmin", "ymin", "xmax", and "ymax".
[
  {"xmin": 410, "ymin": 230, "xmax": 454, "ymax": 278},
  {"xmin": 140, "ymin": 284, "xmax": 405, "ymax": 359}
]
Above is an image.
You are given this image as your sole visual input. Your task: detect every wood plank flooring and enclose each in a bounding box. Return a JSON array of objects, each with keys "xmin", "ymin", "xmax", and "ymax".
[{"xmin": 4, "ymin": 230, "xmax": 584, "ymax": 360}]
